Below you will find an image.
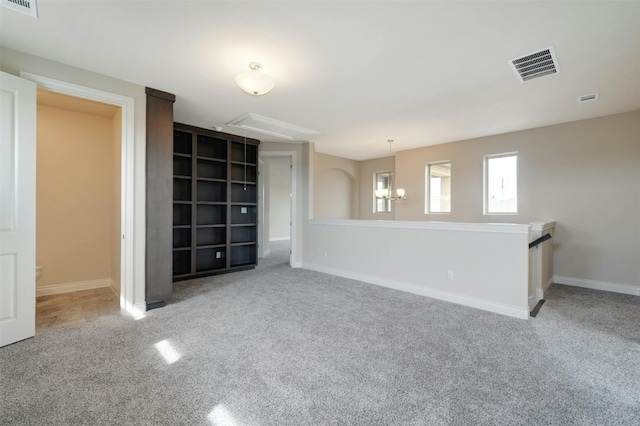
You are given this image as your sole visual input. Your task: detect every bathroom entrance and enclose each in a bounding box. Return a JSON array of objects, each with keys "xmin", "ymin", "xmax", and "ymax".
[{"xmin": 34, "ymin": 89, "xmax": 122, "ymax": 330}]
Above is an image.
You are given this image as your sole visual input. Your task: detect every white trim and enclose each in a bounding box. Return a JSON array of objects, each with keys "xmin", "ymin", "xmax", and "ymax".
[
  {"xmin": 554, "ymin": 275, "xmax": 640, "ymax": 296},
  {"xmin": 110, "ymin": 279, "xmax": 121, "ymax": 298},
  {"xmin": 269, "ymin": 237, "xmax": 291, "ymax": 242},
  {"xmin": 259, "ymin": 151, "xmax": 298, "ymax": 268},
  {"xmin": 133, "ymin": 302, "xmax": 146, "ymax": 311},
  {"xmin": 302, "ymin": 262, "xmax": 530, "ymax": 319},
  {"xmin": 530, "ymin": 221, "xmax": 556, "ymax": 232},
  {"xmin": 20, "ymin": 72, "xmax": 137, "ymax": 316},
  {"xmin": 309, "ymin": 219, "xmax": 530, "ymax": 234},
  {"xmin": 528, "ymin": 296, "xmax": 537, "ymax": 312},
  {"xmin": 36, "ymin": 278, "xmax": 112, "ymax": 297},
  {"xmin": 529, "ymin": 278, "xmax": 553, "ymax": 310},
  {"xmin": 132, "ymin": 302, "xmax": 147, "ymax": 318}
]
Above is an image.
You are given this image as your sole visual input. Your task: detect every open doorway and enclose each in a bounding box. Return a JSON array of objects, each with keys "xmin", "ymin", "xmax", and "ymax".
[
  {"xmin": 259, "ymin": 154, "xmax": 293, "ymax": 267},
  {"xmin": 34, "ymin": 89, "xmax": 122, "ymax": 331},
  {"xmin": 21, "ymin": 72, "xmax": 137, "ymax": 320}
]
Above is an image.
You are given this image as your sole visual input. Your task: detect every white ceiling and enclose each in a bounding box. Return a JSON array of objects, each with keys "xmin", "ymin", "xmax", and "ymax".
[{"xmin": 2, "ymin": 1, "xmax": 639, "ymax": 160}]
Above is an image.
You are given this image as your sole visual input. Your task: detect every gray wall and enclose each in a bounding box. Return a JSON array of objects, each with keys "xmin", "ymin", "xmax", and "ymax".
[{"xmin": 392, "ymin": 111, "xmax": 640, "ymax": 287}]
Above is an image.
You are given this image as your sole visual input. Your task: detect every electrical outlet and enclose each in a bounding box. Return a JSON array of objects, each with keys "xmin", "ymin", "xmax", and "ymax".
[
  {"xmin": 216, "ymin": 252, "xmax": 222, "ymax": 259},
  {"xmin": 241, "ymin": 207, "xmax": 247, "ymax": 214},
  {"xmin": 447, "ymin": 270, "xmax": 454, "ymax": 280},
  {"xmin": 324, "ymin": 251, "xmax": 328, "ymax": 259}
]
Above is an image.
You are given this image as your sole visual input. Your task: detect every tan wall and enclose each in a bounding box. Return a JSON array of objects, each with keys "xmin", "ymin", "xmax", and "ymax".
[
  {"xmin": 392, "ymin": 111, "xmax": 640, "ymax": 287},
  {"xmin": 36, "ymin": 104, "xmax": 117, "ymax": 287},
  {"xmin": 111, "ymin": 108, "xmax": 122, "ymax": 291},
  {"xmin": 1, "ymin": 46, "xmax": 148, "ymax": 307},
  {"xmin": 358, "ymin": 156, "xmax": 395, "ymax": 220},
  {"xmin": 313, "ymin": 152, "xmax": 360, "ymax": 219}
]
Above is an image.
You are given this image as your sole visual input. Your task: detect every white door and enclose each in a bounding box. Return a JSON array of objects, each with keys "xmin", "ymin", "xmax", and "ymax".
[{"xmin": 0, "ymin": 71, "xmax": 36, "ymax": 347}]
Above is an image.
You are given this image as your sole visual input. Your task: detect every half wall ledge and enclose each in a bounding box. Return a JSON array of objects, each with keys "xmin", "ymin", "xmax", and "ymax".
[{"xmin": 302, "ymin": 220, "xmax": 554, "ymax": 319}]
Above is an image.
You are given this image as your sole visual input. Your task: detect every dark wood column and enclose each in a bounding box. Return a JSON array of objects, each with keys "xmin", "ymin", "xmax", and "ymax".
[{"xmin": 145, "ymin": 87, "xmax": 176, "ymax": 310}]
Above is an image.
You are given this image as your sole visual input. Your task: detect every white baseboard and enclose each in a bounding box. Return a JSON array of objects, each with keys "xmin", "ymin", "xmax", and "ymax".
[
  {"xmin": 132, "ymin": 302, "xmax": 146, "ymax": 312},
  {"xmin": 554, "ymin": 275, "xmax": 640, "ymax": 296},
  {"xmin": 302, "ymin": 262, "xmax": 529, "ymax": 320},
  {"xmin": 534, "ymin": 277, "xmax": 554, "ymax": 302},
  {"xmin": 36, "ymin": 278, "xmax": 112, "ymax": 297},
  {"xmin": 130, "ymin": 302, "xmax": 147, "ymax": 319},
  {"xmin": 110, "ymin": 279, "xmax": 121, "ymax": 298},
  {"xmin": 269, "ymin": 237, "xmax": 291, "ymax": 242}
]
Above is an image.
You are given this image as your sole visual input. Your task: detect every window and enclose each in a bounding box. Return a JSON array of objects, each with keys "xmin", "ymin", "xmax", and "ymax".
[
  {"xmin": 484, "ymin": 153, "xmax": 517, "ymax": 214},
  {"xmin": 426, "ymin": 162, "xmax": 451, "ymax": 213},
  {"xmin": 374, "ymin": 171, "xmax": 390, "ymax": 213}
]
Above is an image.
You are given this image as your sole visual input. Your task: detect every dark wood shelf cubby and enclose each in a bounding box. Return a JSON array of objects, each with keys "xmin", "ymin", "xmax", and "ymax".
[
  {"xmin": 230, "ymin": 245, "xmax": 257, "ymax": 267},
  {"xmin": 230, "ymin": 183, "xmax": 257, "ymax": 204},
  {"xmin": 231, "ymin": 225, "xmax": 256, "ymax": 244},
  {"xmin": 173, "ymin": 227, "xmax": 192, "ymax": 249},
  {"xmin": 196, "ymin": 226, "xmax": 226, "ymax": 247},
  {"xmin": 230, "ymin": 163, "xmax": 257, "ymax": 183},
  {"xmin": 230, "ymin": 205, "xmax": 257, "ymax": 225},
  {"xmin": 197, "ymin": 158, "xmax": 226, "ymax": 180},
  {"xmin": 196, "ymin": 248, "xmax": 226, "ymax": 272},
  {"xmin": 172, "ymin": 123, "xmax": 260, "ymax": 281}
]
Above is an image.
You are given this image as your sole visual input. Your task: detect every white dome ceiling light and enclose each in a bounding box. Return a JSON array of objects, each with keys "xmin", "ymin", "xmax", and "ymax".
[{"xmin": 234, "ymin": 62, "xmax": 275, "ymax": 96}]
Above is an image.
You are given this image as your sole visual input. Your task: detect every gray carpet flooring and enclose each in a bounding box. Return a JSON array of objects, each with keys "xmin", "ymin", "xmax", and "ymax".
[{"xmin": 2, "ymin": 240, "xmax": 639, "ymax": 425}]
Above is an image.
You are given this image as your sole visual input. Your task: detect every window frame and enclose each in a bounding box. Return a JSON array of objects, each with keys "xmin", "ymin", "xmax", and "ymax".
[
  {"xmin": 373, "ymin": 171, "xmax": 391, "ymax": 213},
  {"xmin": 483, "ymin": 152, "xmax": 518, "ymax": 215},
  {"xmin": 425, "ymin": 161, "xmax": 452, "ymax": 214}
]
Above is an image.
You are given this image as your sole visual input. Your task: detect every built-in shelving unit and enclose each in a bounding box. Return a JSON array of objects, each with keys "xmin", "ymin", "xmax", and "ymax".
[{"xmin": 172, "ymin": 123, "xmax": 259, "ymax": 281}]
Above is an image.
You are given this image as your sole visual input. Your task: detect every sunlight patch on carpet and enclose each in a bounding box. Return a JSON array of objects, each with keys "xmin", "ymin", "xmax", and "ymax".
[
  {"xmin": 154, "ymin": 339, "xmax": 181, "ymax": 364},
  {"xmin": 207, "ymin": 404, "xmax": 239, "ymax": 426}
]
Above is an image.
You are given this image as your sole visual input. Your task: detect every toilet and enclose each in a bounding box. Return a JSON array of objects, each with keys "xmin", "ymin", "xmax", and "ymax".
[{"xmin": 35, "ymin": 266, "xmax": 43, "ymax": 281}]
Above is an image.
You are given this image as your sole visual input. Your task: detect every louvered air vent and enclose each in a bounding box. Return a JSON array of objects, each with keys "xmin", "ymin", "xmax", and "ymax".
[
  {"xmin": 578, "ymin": 93, "xmax": 599, "ymax": 104},
  {"xmin": 2, "ymin": 0, "xmax": 38, "ymax": 17},
  {"xmin": 509, "ymin": 47, "xmax": 559, "ymax": 83}
]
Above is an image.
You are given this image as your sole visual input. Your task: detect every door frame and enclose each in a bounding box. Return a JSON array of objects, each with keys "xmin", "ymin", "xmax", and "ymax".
[
  {"xmin": 20, "ymin": 72, "xmax": 136, "ymax": 316},
  {"xmin": 258, "ymin": 151, "xmax": 297, "ymax": 267}
]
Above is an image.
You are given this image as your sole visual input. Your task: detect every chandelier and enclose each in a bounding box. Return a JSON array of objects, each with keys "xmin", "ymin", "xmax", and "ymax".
[{"xmin": 375, "ymin": 139, "xmax": 406, "ymax": 201}]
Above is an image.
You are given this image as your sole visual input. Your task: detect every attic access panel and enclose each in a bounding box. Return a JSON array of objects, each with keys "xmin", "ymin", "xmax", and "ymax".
[{"xmin": 227, "ymin": 113, "xmax": 319, "ymax": 141}]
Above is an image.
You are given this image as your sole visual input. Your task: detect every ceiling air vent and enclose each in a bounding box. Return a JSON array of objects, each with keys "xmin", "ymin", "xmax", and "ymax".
[
  {"xmin": 509, "ymin": 47, "xmax": 559, "ymax": 83},
  {"xmin": 2, "ymin": 0, "xmax": 38, "ymax": 17},
  {"xmin": 578, "ymin": 93, "xmax": 599, "ymax": 104},
  {"xmin": 227, "ymin": 113, "xmax": 319, "ymax": 141}
]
